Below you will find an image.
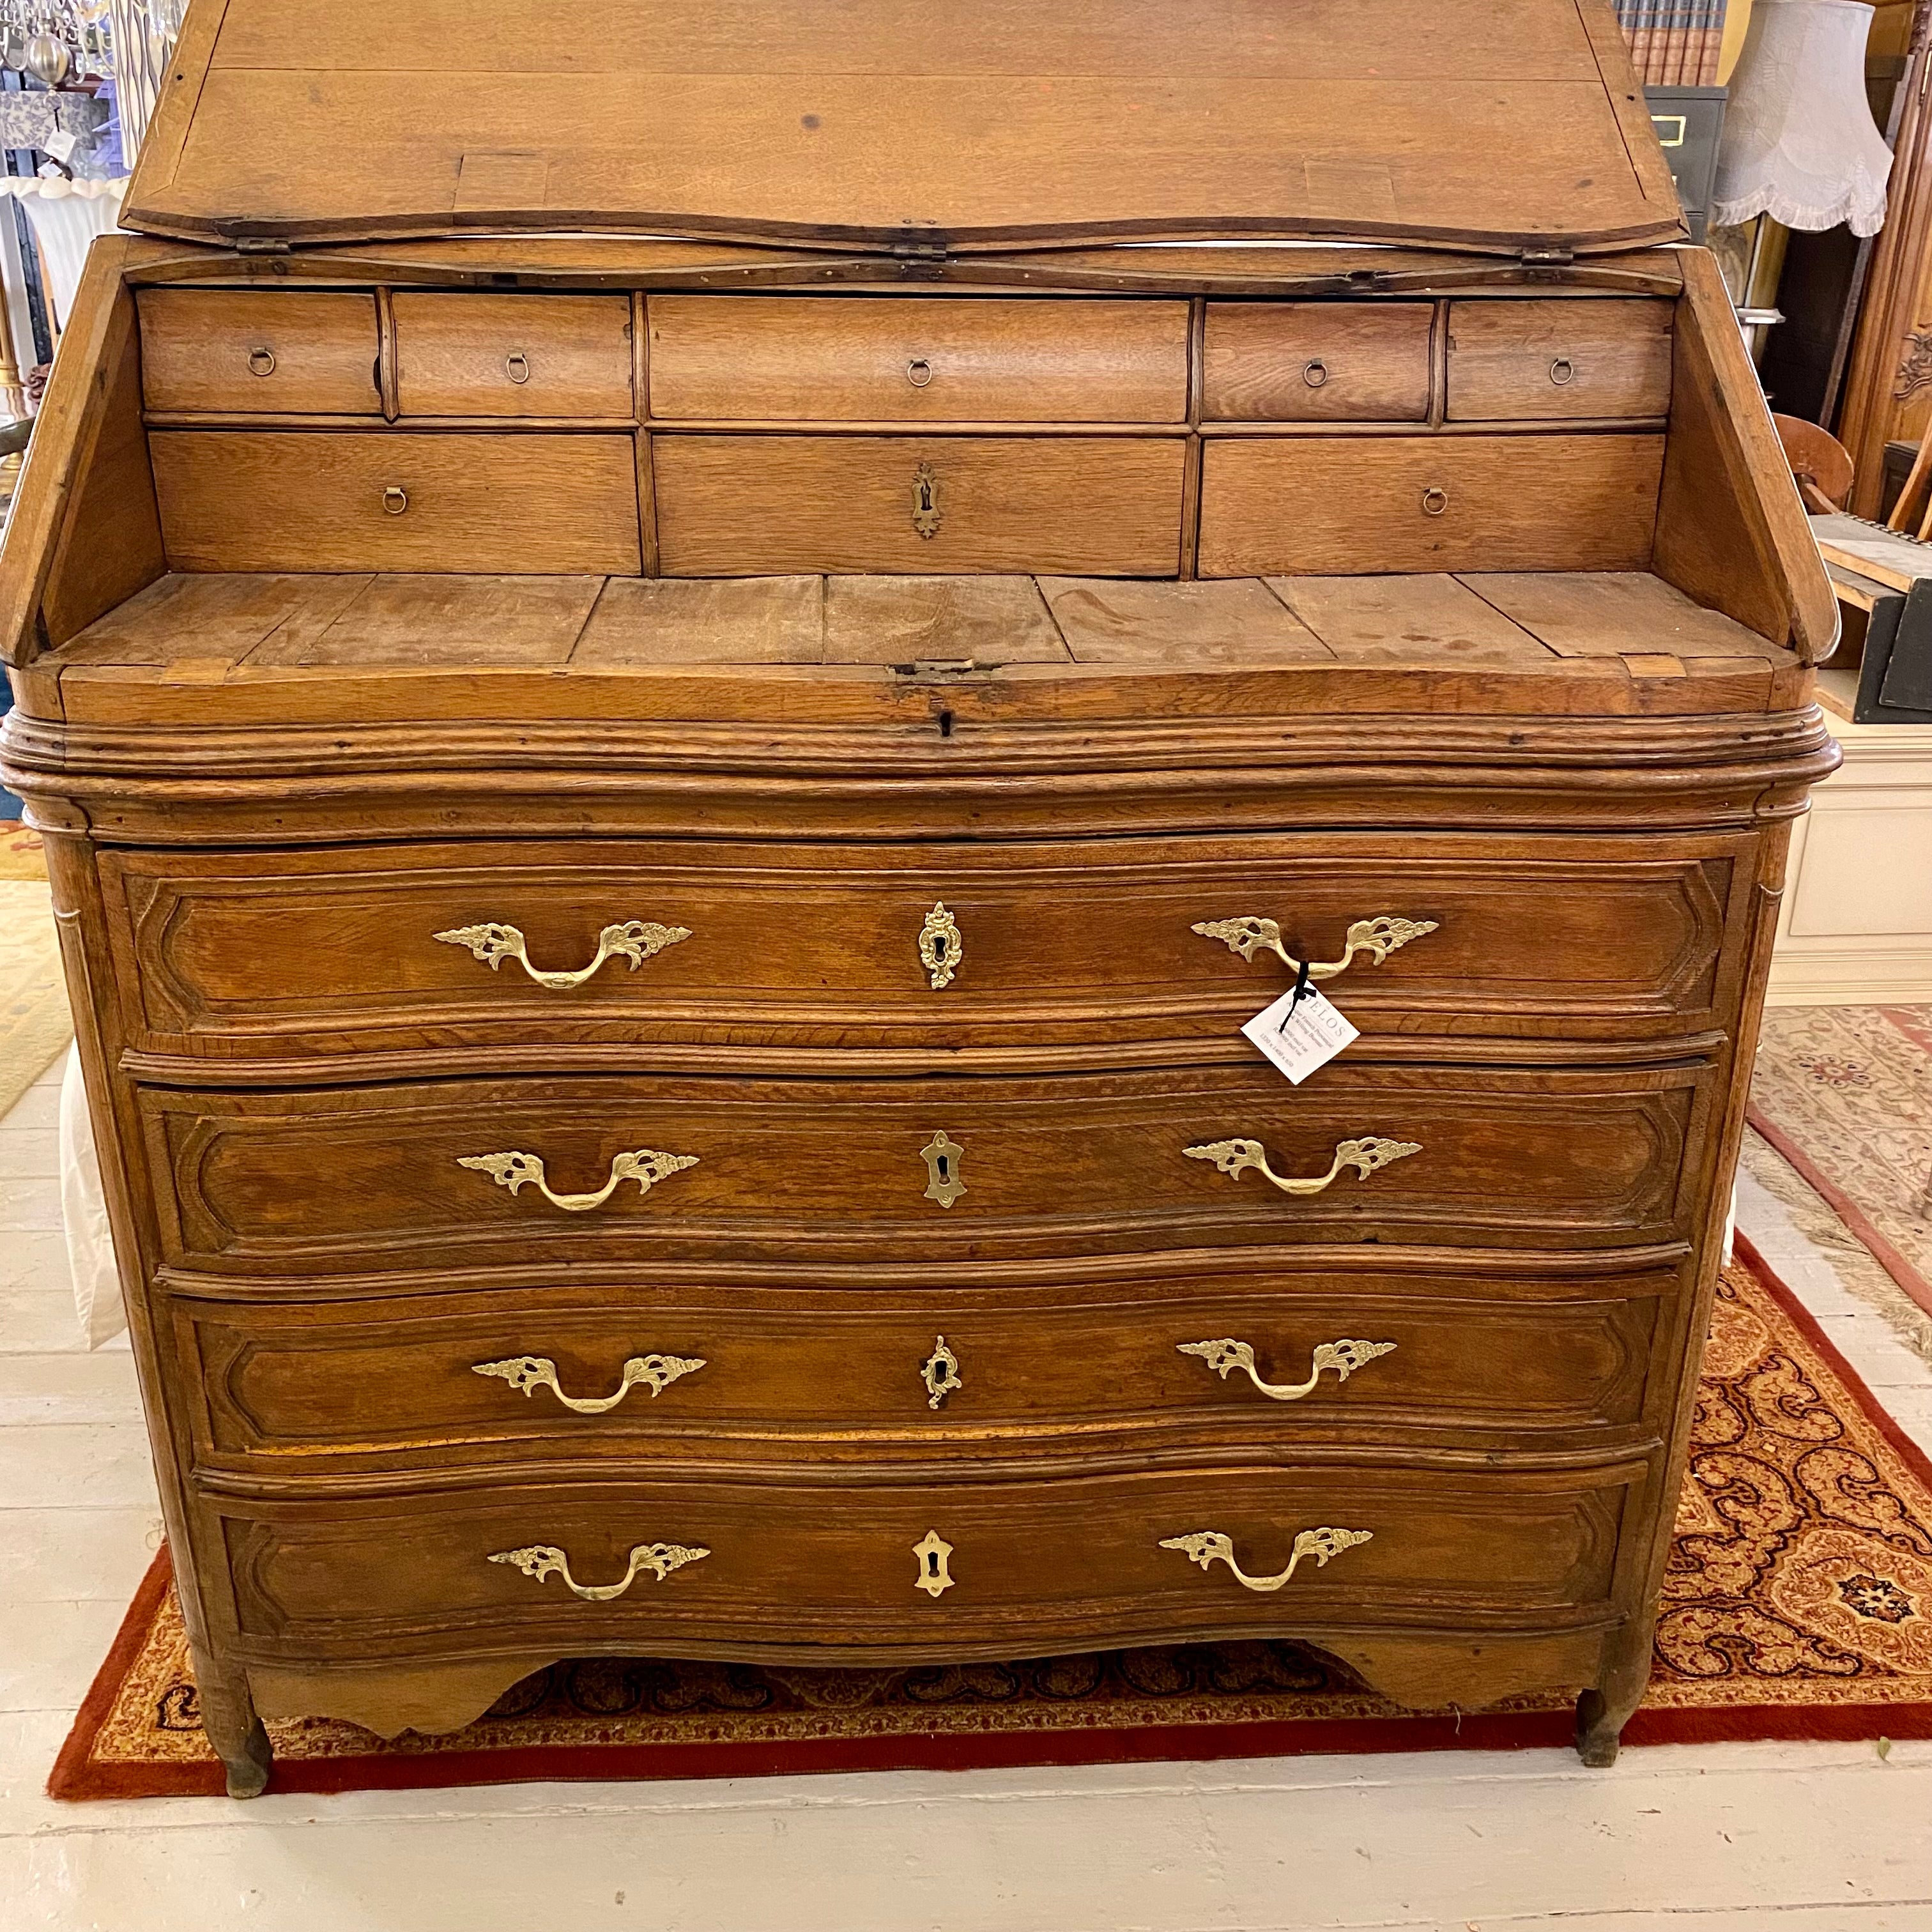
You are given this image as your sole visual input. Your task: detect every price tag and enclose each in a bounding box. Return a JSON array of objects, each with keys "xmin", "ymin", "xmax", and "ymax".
[{"xmin": 1241, "ymin": 979, "xmax": 1359, "ymax": 1086}]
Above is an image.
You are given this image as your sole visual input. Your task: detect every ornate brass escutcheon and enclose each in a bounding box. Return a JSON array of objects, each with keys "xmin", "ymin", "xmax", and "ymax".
[
  {"xmin": 1160, "ymin": 1525, "xmax": 1372, "ymax": 1593},
  {"xmin": 911, "ymin": 461, "xmax": 942, "ymax": 539},
  {"xmin": 489, "ymin": 1540, "xmax": 709, "ymax": 1602},
  {"xmin": 920, "ymin": 1131, "xmax": 967, "ymax": 1208},
  {"xmin": 472, "ymin": 1351, "xmax": 707, "ymax": 1413},
  {"xmin": 1191, "ymin": 912, "xmax": 1438, "ymax": 982},
  {"xmin": 457, "ymin": 1146, "xmax": 699, "ymax": 1213},
  {"xmin": 434, "ymin": 917, "xmax": 691, "ymax": 990},
  {"xmin": 921, "ymin": 1335, "xmax": 963, "ymax": 1409},
  {"xmin": 919, "ymin": 901, "xmax": 963, "ymax": 990},
  {"xmin": 1177, "ymin": 1335, "xmax": 1395, "ymax": 1402},
  {"xmin": 913, "ymin": 1529, "xmax": 956, "ymax": 1597},
  {"xmin": 1184, "ymin": 1135, "xmax": 1420, "ymax": 1197}
]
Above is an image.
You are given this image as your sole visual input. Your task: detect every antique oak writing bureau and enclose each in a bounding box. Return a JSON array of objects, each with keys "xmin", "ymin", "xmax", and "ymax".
[{"xmin": 0, "ymin": 0, "xmax": 1837, "ymax": 1794}]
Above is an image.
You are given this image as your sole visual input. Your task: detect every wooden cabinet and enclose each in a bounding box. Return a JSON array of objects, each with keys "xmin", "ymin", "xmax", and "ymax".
[{"xmin": 0, "ymin": 0, "xmax": 1837, "ymax": 1796}]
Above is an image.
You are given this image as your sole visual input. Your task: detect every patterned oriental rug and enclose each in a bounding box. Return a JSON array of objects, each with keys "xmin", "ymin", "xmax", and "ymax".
[{"xmin": 50, "ymin": 1239, "xmax": 1932, "ymax": 1800}]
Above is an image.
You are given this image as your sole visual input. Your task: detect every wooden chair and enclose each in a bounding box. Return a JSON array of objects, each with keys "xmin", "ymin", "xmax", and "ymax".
[{"xmin": 1774, "ymin": 413, "xmax": 1856, "ymax": 516}]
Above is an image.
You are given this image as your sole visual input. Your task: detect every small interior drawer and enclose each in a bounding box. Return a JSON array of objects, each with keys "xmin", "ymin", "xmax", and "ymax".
[
  {"xmin": 647, "ymin": 296, "xmax": 1191, "ymax": 422},
  {"xmin": 138, "ymin": 290, "xmax": 381, "ymax": 417},
  {"xmin": 1446, "ymin": 299, "xmax": 1674, "ymax": 420},
  {"xmin": 654, "ymin": 434, "xmax": 1186, "ymax": 574},
  {"xmin": 392, "ymin": 293, "xmax": 635, "ymax": 418},
  {"xmin": 1201, "ymin": 303, "xmax": 1434, "ymax": 420}
]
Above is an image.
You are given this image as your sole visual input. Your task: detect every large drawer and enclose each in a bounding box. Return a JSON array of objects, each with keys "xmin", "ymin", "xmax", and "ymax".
[
  {"xmin": 1196, "ymin": 433, "xmax": 1664, "ymax": 577},
  {"xmin": 213, "ymin": 1464, "xmax": 1634, "ymax": 1659},
  {"xmin": 150, "ymin": 431, "xmax": 643, "ymax": 575},
  {"xmin": 392, "ymin": 293, "xmax": 635, "ymax": 418},
  {"xmin": 139, "ymin": 1062, "xmax": 1712, "ymax": 1275},
  {"xmin": 647, "ymin": 296, "xmax": 1190, "ymax": 422},
  {"xmin": 100, "ymin": 832, "xmax": 1750, "ymax": 1066},
  {"xmin": 137, "ymin": 290, "xmax": 382, "ymax": 417},
  {"xmin": 653, "ymin": 434, "xmax": 1186, "ymax": 575},
  {"xmin": 177, "ymin": 1264, "xmax": 1669, "ymax": 1476}
]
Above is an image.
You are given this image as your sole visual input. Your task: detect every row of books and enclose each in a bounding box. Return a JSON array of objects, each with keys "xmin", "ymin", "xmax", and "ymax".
[{"xmin": 1614, "ymin": 1, "xmax": 1727, "ymax": 88}]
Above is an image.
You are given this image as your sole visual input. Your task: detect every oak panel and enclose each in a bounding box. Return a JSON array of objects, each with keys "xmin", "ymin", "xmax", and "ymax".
[
  {"xmin": 647, "ymin": 296, "xmax": 1190, "ymax": 422},
  {"xmin": 1446, "ymin": 298, "xmax": 1673, "ymax": 422},
  {"xmin": 140, "ymin": 1062, "xmax": 1709, "ymax": 1274},
  {"xmin": 392, "ymin": 292, "xmax": 635, "ymax": 417},
  {"xmin": 138, "ymin": 289, "xmax": 383, "ymax": 417},
  {"xmin": 1197, "ymin": 434, "xmax": 1664, "ymax": 577},
  {"xmin": 150, "ymin": 432, "xmax": 643, "ymax": 575},
  {"xmin": 1201, "ymin": 302, "xmax": 1433, "ymax": 420},
  {"xmin": 654, "ymin": 434, "xmax": 1186, "ymax": 575}
]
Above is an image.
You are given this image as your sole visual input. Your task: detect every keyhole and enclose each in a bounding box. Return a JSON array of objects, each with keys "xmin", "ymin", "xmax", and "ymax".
[
  {"xmin": 916, "ymin": 479, "xmax": 935, "ymax": 512},
  {"xmin": 937, "ymin": 1155, "xmax": 951, "ymax": 1182},
  {"xmin": 926, "ymin": 1552, "xmax": 941, "ymax": 1577},
  {"xmin": 932, "ymin": 934, "xmax": 949, "ymax": 960}
]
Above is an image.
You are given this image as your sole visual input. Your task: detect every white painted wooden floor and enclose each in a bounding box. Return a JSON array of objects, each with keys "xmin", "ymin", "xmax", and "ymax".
[{"xmin": 4, "ymin": 1051, "xmax": 1932, "ymax": 1932}]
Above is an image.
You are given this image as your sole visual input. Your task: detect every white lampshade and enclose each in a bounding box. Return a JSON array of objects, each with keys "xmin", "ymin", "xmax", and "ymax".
[{"xmin": 1712, "ymin": 0, "xmax": 1892, "ymax": 235}]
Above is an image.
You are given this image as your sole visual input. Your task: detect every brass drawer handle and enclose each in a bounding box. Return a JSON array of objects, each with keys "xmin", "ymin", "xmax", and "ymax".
[
  {"xmin": 919, "ymin": 901, "xmax": 963, "ymax": 988},
  {"xmin": 1420, "ymin": 485, "xmax": 1449, "ymax": 516},
  {"xmin": 505, "ymin": 350, "xmax": 532, "ymax": 384},
  {"xmin": 473, "ymin": 1351, "xmax": 706, "ymax": 1413},
  {"xmin": 912, "ymin": 461, "xmax": 942, "ymax": 539},
  {"xmin": 1178, "ymin": 1335, "xmax": 1396, "ymax": 1402},
  {"xmin": 1184, "ymin": 1135, "xmax": 1420, "ymax": 1197},
  {"xmin": 907, "ymin": 356, "xmax": 934, "ymax": 388},
  {"xmin": 1162, "ymin": 1525, "xmax": 1372, "ymax": 1594},
  {"xmin": 1192, "ymin": 912, "xmax": 1438, "ymax": 981},
  {"xmin": 382, "ymin": 485, "xmax": 409, "ymax": 516},
  {"xmin": 914, "ymin": 1529, "xmax": 956, "ymax": 1597},
  {"xmin": 489, "ymin": 1540, "xmax": 709, "ymax": 1602},
  {"xmin": 1301, "ymin": 358, "xmax": 1330, "ymax": 388},
  {"xmin": 246, "ymin": 346, "xmax": 277, "ymax": 378},
  {"xmin": 1549, "ymin": 356, "xmax": 1577, "ymax": 386},
  {"xmin": 457, "ymin": 1147, "xmax": 699, "ymax": 1213},
  {"xmin": 434, "ymin": 917, "xmax": 691, "ymax": 990},
  {"xmin": 921, "ymin": 1335, "xmax": 963, "ymax": 1409}
]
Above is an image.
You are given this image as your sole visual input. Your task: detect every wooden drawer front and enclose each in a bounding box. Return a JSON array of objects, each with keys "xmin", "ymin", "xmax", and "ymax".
[
  {"xmin": 141, "ymin": 1062, "xmax": 1709, "ymax": 1275},
  {"xmin": 217, "ymin": 1465, "xmax": 1631, "ymax": 1655},
  {"xmin": 103, "ymin": 834, "xmax": 1745, "ymax": 1063},
  {"xmin": 182, "ymin": 1267, "xmax": 1668, "ymax": 1474},
  {"xmin": 1197, "ymin": 434, "xmax": 1663, "ymax": 577},
  {"xmin": 150, "ymin": 432, "xmax": 642, "ymax": 574},
  {"xmin": 1201, "ymin": 303, "xmax": 1433, "ymax": 421},
  {"xmin": 647, "ymin": 296, "xmax": 1190, "ymax": 423},
  {"xmin": 654, "ymin": 435, "xmax": 1184, "ymax": 575},
  {"xmin": 393, "ymin": 294, "xmax": 634, "ymax": 418},
  {"xmin": 1445, "ymin": 300, "xmax": 1674, "ymax": 422},
  {"xmin": 138, "ymin": 290, "xmax": 382, "ymax": 417}
]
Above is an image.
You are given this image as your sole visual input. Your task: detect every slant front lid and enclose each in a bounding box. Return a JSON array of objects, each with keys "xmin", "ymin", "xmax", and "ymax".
[{"xmin": 125, "ymin": 0, "xmax": 1687, "ymax": 255}]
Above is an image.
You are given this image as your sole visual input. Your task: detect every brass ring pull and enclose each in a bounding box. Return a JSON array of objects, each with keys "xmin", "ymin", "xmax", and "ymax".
[
  {"xmin": 473, "ymin": 1352, "xmax": 706, "ymax": 1413},
  {"xmin": 1178, "ymin": 1335, "xmax": 1397, "ymax": 1402},
  {"xmin": 1301, "ymin": 358, "xmax": 1330, "ymax": 388},
  {"xmin": 1191, "ymin": 913, "xmax": 1438, "ymax": 981},
  {"xmin": 1549, "ymin": 356, "xmax": 1577, "ymax": 386},
  {"xmin": 489, "ymin": 1540, "xmax": 709, "ymax": 1602},
  {"xmin": 1161, "ymin": 1526, "xmax": 1372, "ymax": 1594},
  {"xmin": 1420, "ymin": 485, "xmax": 1449, "ymax": 516},
  {"xmin": 382, "ymin": 485, "xmax": 410, "ymax": 516},
  {"xmin": 1184, "ymin": 1135, "xmax": 1421, "ymax": 1197},
  {"xmin": 434, "ymin": 918, "xmax": 691, "ymax": 989},
  {"xmin": 907, "ymin": 356, "xmax": 934, "ymax": 388},
  {"xmin": 246, "ymin": 346, "xmax": 277, "ymax": 378},
  {"xmin": 457, "ymin": 1147, "xmax": 699, "ymax": 1213},
  {"xmin": 505, "ymin": 351, "xmax": 532, "ymax": 384}
]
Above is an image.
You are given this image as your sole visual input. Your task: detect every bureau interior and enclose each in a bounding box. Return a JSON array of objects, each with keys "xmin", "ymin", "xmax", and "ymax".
[{"xmin": 4, "ymin": 247, "xmax": 1833, "ymax": 705}]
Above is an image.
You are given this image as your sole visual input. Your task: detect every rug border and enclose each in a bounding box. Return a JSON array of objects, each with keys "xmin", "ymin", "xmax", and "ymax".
[{"xmin": 49, "ymin": 1240, "xmax": 1932, "ymax": 1802}]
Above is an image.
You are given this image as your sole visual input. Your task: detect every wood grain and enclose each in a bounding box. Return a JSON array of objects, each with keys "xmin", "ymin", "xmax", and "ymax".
[
  {"xmin": 1041, "ymin": 578, "xmax": 1331, "ymax": 663},
  {"xmin": 648, "ymin": 296, "xmax": 1189, "ymax": 422},
  {"xmin": 1200, "ymin": 302, "xmax": 1433, "ymax": 420},
  {"xmin": 392, "ymin": 291, "xmax": 634, "ymax": 418},
  {"xmin": 572, "ymin": 576, "xmax": 824, "ymax": 665},
  {"xmin": 1269, "ymin": 574, "xmax": 1561, "ymax": 666},
  {"xmin": 137, "ymin": 289, "xmax": 382, "ymax": 416},
  {"xmin": 1197, "ymin": 434, "xmax": 1664, "ymax": 576},
  {"xmin": 1445, "ymin": 298, "xmax": 1673, "ymax": 421},
  {"xmin": 654, "ymin": 436, "xmax": 1185, "ymax": 575},
  {"xmin": 149, "ymin": 431, "xmax": 643, "ymax": 574},
  {"xmin": 1456, "ymin": 572, "xmax": 1797, "ymax": 663},
  {"xmin": 821, "ymin": 575, "xmax": 1068, "ymax": 663}
]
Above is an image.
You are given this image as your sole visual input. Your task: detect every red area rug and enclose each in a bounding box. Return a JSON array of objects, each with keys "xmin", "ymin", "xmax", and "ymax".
[{"xmin": 50, "ymin": 1239, "xmax": 1932, "ymax": 1800}]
